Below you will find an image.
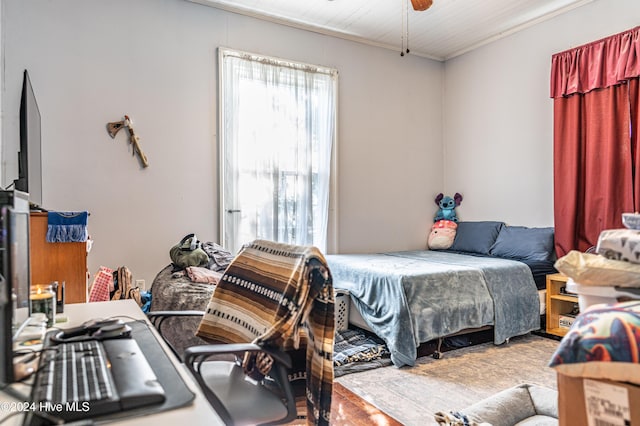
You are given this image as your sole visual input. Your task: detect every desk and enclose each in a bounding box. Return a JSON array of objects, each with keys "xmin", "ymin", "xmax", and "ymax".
[{"xmin": 0, "ymin": 300, "xmax": 224, "ymax": 425}]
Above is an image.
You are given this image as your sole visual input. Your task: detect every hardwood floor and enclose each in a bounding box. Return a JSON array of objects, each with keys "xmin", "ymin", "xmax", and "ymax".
[{"xmin": 330, "ymin": 382, "xmax": 402, "ymax": 425}]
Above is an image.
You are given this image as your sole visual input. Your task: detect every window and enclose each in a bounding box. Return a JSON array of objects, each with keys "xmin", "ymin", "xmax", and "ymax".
[{"xmin": 219, "ymin": 48, "xmax": 337, "ymax": 253}]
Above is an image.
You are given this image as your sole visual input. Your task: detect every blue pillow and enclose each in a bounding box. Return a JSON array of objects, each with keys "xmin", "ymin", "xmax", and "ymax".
[
  {"xmin": 447, "ymin": 221, "xmax": 505, "ymax": 255},
  {"xmin": 489, "ymin": 226, "xmax": 555, "ymax": 261}
]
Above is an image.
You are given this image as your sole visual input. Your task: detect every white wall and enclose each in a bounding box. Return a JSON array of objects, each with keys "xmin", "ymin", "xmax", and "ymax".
[
  {"xmin": 443, "ymin": 0, "xmax": 640, "ymax": 226},
  {"xmin": 1, "ymin": 0, "xmax": 444, "ymax": 285}
]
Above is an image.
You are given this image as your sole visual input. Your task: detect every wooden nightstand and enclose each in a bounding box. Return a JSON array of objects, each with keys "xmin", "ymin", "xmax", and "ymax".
[{"xmin": 545, "ymin": 273, "xmax": 579, "ymax": 337}]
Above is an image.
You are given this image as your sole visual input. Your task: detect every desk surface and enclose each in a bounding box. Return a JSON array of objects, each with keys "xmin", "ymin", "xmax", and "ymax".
[{"xmin": 0, "ymin": 300, "xmax": 224, "ymax": 425}]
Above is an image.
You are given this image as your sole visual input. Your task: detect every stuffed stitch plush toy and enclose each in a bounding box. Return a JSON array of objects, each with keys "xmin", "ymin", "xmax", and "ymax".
[{"xmin": 434, "ymin": 192, "xmax": 463, "ymax": 222}]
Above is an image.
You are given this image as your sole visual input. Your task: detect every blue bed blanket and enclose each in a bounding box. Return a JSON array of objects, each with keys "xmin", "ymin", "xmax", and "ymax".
[{"xmin": 326, "ymin": 250, "xmax": 540, "ymax": 367}]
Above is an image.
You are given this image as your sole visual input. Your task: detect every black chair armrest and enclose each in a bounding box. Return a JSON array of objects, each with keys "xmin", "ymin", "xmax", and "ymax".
[{"xmin": 184, "ymin": 343, "xmax": 292, "ymax": 369}]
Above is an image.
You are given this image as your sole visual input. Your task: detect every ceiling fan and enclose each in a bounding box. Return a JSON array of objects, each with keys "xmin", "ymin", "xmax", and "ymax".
[{"xmin": 411, "ymin": 0, "xmax": 433, "ymax": 12}]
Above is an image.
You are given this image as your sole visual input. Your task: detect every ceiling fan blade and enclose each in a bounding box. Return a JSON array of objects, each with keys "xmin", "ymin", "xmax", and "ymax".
[{"xmin": 411, "ymin": 0, "xmax": 433, "ymax": 11}]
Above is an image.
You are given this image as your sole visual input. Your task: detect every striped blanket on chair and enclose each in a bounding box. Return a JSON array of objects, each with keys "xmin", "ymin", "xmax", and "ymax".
[{"xmin": 196, "ymin": 240, "xmax": 335, "ymax": 425}]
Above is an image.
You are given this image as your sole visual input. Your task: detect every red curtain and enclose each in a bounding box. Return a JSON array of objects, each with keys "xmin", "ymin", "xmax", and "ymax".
[
  {"xmin": 551, "ymin": 26, "xmax": 640, "ymax": 98},
  {"xmin": 552, "ymin": 27, "xmax": 640, "ymax": 257},
  {"xmin": 553, "ymin": 85, "xmax": 633, "ymax": 255},
  {"xmin": 631, "ymin": 78, "xmax": 640, "ymax": 211}
]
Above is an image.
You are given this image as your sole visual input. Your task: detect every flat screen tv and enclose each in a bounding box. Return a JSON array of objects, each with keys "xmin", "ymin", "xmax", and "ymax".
[{"xmin": 14, "ymin": 70, "xmax": 43, "ymax": 208}]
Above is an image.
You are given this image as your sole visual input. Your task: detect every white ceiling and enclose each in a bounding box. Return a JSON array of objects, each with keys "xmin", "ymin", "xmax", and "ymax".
[{"xmin": 187, "ymin": 0, "xmax": 595, "ymax": 61}]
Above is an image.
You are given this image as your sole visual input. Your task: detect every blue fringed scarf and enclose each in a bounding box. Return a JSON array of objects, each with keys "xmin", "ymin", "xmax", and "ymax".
[{"xmin": 46, "ymin": 211, "xmax": 89, "ymax": 243}]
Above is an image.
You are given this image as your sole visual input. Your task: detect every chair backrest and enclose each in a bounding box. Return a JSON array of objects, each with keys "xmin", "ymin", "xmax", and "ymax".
[{"xmin": 196, "ymin": 239, "xmax": 335, "ymax": 425}]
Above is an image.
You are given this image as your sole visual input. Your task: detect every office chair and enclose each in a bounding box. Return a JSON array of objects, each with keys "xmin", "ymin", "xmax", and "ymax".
[
  {"xmin": 149, "ymin": 239, "xmax": 335, "ymax": 426},
  {"xmin": 149, "ymin": 310, "xmax": 295, "ymax": 425}
]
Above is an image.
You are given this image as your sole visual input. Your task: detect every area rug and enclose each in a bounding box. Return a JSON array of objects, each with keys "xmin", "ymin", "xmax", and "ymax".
[
  {"xmin": 336, "ymin": 333, "xmax": 560, "ymax": 426},
  {"xmin": 334, "ymin": 328, "xmax": 392, "ymax": 377}
]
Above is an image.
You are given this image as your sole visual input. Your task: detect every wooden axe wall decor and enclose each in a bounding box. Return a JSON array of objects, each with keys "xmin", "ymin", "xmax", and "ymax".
[{"xmin": 106, "ymin": 115, "xmax": 149, "ymax": 168}]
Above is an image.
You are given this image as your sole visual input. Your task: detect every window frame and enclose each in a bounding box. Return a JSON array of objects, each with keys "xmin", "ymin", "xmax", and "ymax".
[{"xmin": 217, "ymin": 47, "xmax": 339, "ymax": 253}]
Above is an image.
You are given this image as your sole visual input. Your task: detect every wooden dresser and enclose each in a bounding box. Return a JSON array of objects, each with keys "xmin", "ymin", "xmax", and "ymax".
[{"xmin": 29, "ymin": 212, "xmax": 88, "ymax": 304}]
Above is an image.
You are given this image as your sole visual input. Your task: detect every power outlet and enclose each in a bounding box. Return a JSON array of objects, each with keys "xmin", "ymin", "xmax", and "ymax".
[{"xmin": 135, "ymin": 279, "xmax": 146, "ymax": 291}]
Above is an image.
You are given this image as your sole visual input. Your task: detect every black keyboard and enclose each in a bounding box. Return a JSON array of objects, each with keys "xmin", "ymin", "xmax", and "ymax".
[{"xmin": 30, "ymin": 337, "xmax": 166, "ymax": 422}]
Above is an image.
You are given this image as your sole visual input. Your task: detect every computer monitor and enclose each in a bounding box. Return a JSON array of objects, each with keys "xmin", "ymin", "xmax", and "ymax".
[
  {"xmin": 0, "ymin": 272, "xmax": 10, "ymax": 387},
  {"xmin": 0, "ymin": 190, "xmax": 32, "ymax": 386}
]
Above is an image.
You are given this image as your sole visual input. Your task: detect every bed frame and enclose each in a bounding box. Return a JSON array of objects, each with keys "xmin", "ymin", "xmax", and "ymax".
[
  {"xmin": 338, "ymin": 289, "xmax": 493, "ymax": 359},
  {"xmin": 334, "ymin": 271, "xmax": 547, "ymax": 363}
]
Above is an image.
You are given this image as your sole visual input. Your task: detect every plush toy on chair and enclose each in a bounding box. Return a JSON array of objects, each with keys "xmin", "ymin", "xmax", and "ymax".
[{"xmin": 434, "ymin": 193, "xmax": 463, "ymax": 222}]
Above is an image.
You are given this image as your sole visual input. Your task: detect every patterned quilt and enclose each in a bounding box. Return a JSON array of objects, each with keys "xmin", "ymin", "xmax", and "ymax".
[
  {"xmin": 549, "ymin": 300, "xmax": 640, "ymax": 385},
  {"xmin": 196, "ymin": 240, "xmax": 335, "ymax": 425}
]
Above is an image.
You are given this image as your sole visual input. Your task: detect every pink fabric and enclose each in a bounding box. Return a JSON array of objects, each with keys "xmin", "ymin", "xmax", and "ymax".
[
  {"xmin": 185, "ymin": 266, "xmax": 222, "ymax": 284},
  {"xmin": 88, "ymin": 266, "xmax": 114, "ymax": 302},
  {"xmin": 551, "ymin": 26, "xmax": 640, "ymax": 98},
  {"xmin": 432, "ymin": 219, "xmax": 457, "ymax": 230}
]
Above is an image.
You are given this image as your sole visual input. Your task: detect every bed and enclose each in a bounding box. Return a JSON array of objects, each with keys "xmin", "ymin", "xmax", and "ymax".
[
  {"xmin": 326, "ymin": 221, "xmax": 557, "ymax": 367},
  {"xmin": 148, "ymin": 241, "xmax": 233, "ymax": 357}
]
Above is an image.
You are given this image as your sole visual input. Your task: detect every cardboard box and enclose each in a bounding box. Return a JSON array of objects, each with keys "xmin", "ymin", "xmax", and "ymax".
[
  {"xmin": 558, "ymin": 313, "xmax": 576, "ymax": 329},
  {"xmin": 558, "ymin": 373, "xmax": 640, "ymax": 426}
]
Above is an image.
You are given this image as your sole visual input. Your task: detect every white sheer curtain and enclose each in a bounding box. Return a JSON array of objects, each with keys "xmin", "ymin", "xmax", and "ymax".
[{"xmin": 219, "ymin": 48, "xmax": 337, "ymax": 253}]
